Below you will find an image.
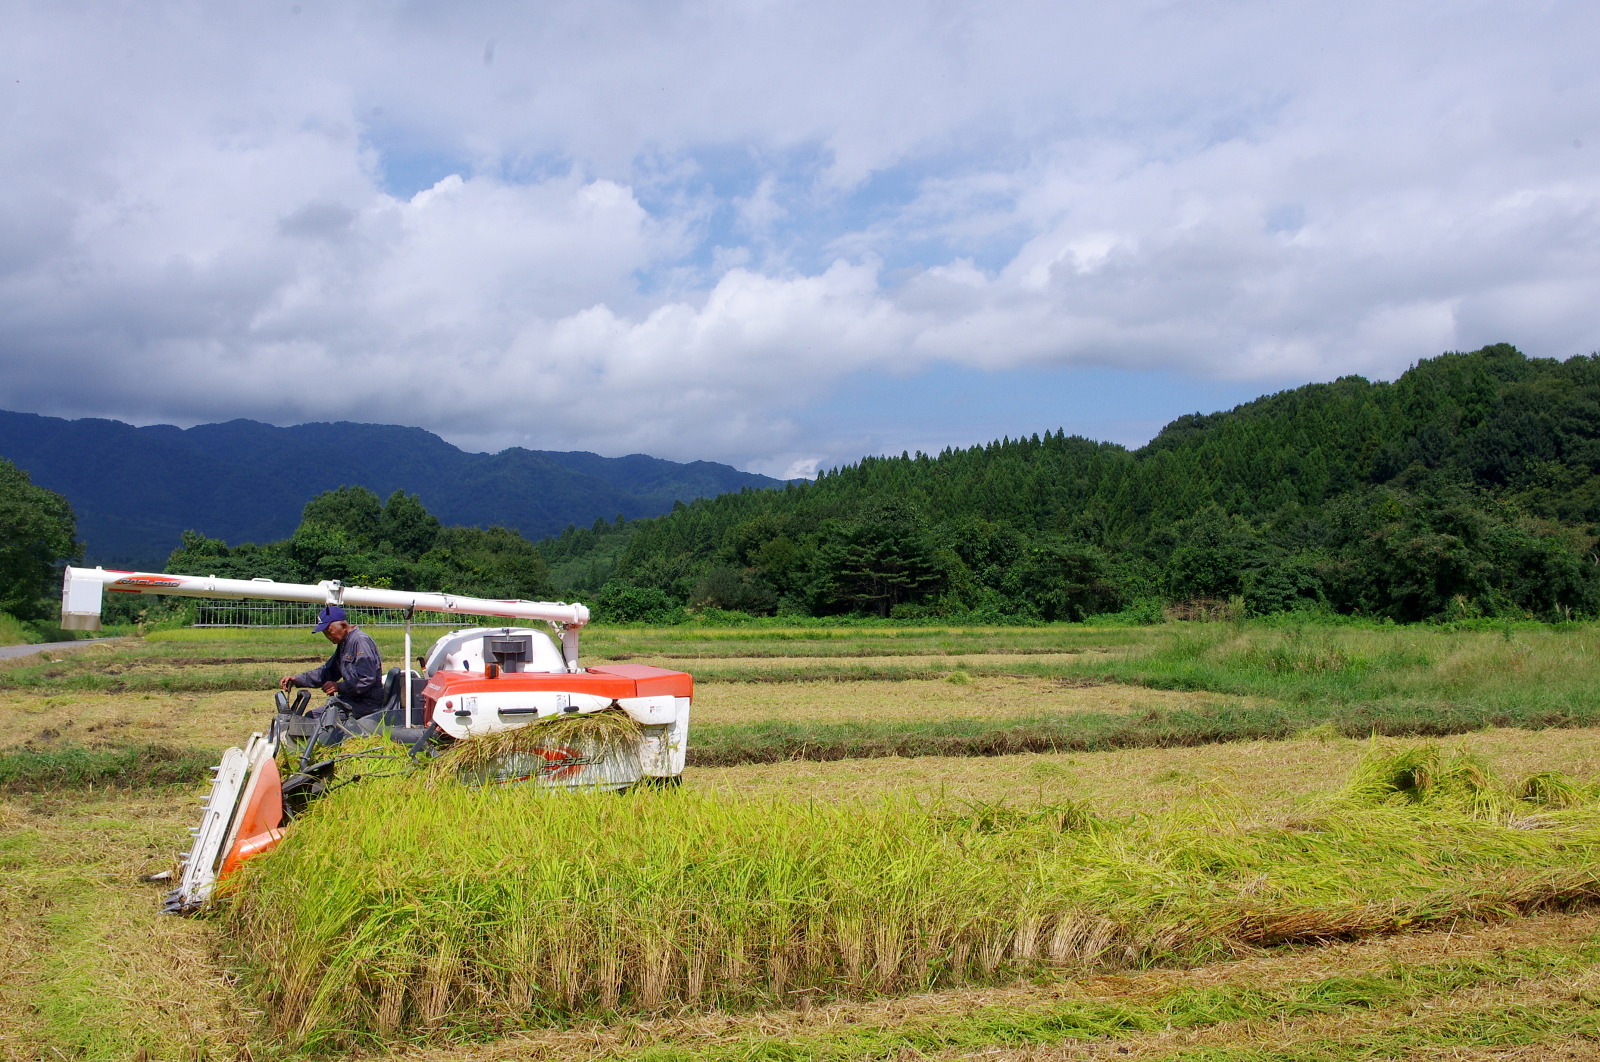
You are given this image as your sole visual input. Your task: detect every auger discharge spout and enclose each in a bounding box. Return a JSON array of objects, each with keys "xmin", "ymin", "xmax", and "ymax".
[{"xmin": 59, "ymin": 566, "xmax": 592, "ymax": 670}]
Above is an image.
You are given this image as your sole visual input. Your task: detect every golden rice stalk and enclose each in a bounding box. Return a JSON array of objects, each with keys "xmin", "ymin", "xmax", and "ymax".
[
  {"xmin": 429, "ymin": 708, "xmax": 643, "ymax": 786},
  {"xmin": 275, "ymin": 726, "xmax": 409, "ymax": 779}
]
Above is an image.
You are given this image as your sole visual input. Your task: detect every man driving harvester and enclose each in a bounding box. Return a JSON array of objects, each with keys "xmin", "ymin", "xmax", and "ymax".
[{"xmin": 279, "ymin": 605, "xmax": 385, "ymax": 721}]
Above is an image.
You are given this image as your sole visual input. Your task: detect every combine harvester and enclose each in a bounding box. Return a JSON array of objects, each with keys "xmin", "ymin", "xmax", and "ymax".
[{"xmin": 60, "ymin": 566, "xmax": 692, "ymax": 913}]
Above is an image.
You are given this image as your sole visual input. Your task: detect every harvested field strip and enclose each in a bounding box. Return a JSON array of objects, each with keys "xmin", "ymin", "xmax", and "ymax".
[
  {"xmin": 669, "ymin": 660, "xmax": 1085, "ymax": 683},
  {"xmin": 0, "ymin": 742, "xmax": 218, "ymax": 792},
  {"xmin": 228, "ymin": 753, "xmax": 1600, "ymax": 1049},
  {"xmin": 686, "ymin": 711, "xmax": 1269, "ymax": 764},
  {"xmin": 11, "ymin": 681, "xmax": 1600, "ymax": 791},
  {"xmin": 582, "ymin": 626, "xmax": 1147, "ymax": 650},
  {"xmin": 601, "ymin": 647, "xmax": 1111, "ymax": 660},
  {"xmin": 0, "ymin": 654, "xmax": 1093, "ymax": 693},
  {"xmin": 0, "ymin": 664, "xmax": 291, "ymax": 694},
  {"xmin": 424, "ymin": 942, "xmax": 1600, "ymax": 1062},
  {"xmin": 687, "ymin": 677, "xmax": 1237, "ymax": 727},
  {"xmin": 0, "ymin": 688, "xmax": 289, "ymax": 759},
  {"xmin": 46, "ymin": 655, "xmax": 324, "ymax": 666},
  {"xmin": 609, "ymin": 996, "xmax": 1600, "ymax": 1062},
  {"xmin": 685, "ymin": 695, "xmax": 1600, "ymax": 765},
  {"xmin": 0, "ymin": 795, "xmax": 249, "ymax": 1062}
]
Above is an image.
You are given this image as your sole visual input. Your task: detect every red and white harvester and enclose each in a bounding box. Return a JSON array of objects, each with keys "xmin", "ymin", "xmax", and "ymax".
[{"xmin": 60, "ymin": 566, "xmax": 692, "ymax": 913}]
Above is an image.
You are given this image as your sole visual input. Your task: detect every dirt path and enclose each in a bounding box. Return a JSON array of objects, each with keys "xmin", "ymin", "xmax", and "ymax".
[{"xmin": 0, "ymin": 638, "xmax": 116, "ymax": 661}]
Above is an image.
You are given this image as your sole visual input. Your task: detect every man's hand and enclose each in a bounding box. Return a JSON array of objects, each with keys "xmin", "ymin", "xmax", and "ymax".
[
  {"xmin": 322, "ymin": 681, "xmax": 339, "ymax": 696},
  {"xmin": 280, "ymin": 675, "xmax": 295, "ymax": 692}
]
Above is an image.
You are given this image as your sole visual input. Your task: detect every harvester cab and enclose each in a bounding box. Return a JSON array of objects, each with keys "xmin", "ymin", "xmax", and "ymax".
[{"xmin": 59, "ymin": 566, "xmax": 693, "ymax": 915}]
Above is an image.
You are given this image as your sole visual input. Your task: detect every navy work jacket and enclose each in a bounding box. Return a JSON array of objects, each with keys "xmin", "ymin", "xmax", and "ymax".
[{"xmin": 289, "ymin": 627, "xmax": 385, "ymax": 715}]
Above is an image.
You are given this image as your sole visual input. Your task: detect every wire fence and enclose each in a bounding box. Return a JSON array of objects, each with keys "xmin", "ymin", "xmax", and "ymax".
[{"xmin": 190, "ymin": 601, "xmax": 521, "ymax": 628}]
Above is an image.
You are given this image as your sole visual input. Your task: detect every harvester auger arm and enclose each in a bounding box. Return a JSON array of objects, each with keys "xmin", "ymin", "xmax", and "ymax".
[{"xmin": 60, "ymin": 566, "xmax": 591, "ymax": 670}]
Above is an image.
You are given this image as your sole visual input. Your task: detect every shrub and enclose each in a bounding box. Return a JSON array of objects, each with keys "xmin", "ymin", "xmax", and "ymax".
[{"xmin": 592, "ymin": 582, "xmax": 686, "ymax": 624}]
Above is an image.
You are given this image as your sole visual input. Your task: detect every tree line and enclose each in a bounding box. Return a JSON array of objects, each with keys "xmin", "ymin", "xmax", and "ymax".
[
  {"xmin": 563, "ymin": 344, "xmax": 1600, "ymax": 623},
  {"xmin": 4, "ymin": 342, "xmax": 1599, "ymax": 628},
  {"xmin": 145, "ymin": 486, "xmax": 554, "ymax": 621}
]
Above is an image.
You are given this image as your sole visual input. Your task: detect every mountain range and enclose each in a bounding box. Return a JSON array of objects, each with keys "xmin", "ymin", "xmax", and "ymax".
[{"xmin": 0, "ymin": 410, "xmax": 783, "ymax": 567}]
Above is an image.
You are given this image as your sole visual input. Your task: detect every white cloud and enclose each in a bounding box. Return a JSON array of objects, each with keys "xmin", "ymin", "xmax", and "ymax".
[{"xmin": 2, "ymin": 0, "xmax": 1599, "ymax": 472}]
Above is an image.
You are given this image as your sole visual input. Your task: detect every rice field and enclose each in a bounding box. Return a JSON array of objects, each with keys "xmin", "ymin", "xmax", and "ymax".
[
  {"xmin": 6, "ymin": 618, "xmax": 1600, "ymax": 1060},
  {"xmin": 228, "ymin": 743, "xmax": 1600, "ymax": 1050}
]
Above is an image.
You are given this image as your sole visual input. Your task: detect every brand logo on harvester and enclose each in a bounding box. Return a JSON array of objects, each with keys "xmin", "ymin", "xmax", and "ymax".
[
  {"xmin": 113, "ymin": 575, "xmax": 184, "ymax": 588},
  {"xmin": 536, "ymin": 747, "xmax": 600, "ymax": 781}
]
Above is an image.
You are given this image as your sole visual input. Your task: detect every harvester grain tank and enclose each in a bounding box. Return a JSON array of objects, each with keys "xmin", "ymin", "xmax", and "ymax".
[{"xmin": 60, "ymin": 566, "xmax": 693, "ymax": 912}]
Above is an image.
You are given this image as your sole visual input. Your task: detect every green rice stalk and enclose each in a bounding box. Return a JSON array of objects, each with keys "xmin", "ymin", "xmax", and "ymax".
[
  {"xmin": 1516, "ymin": 770, "xmax": 1586, "ymax": 810},
  {"xmin": 1341, "ymin": 743, "xmax": 1509, "ymax": 819},
  {"xmin": 275, "ymin": 728, "xmax": 412, "ymax": 781}
]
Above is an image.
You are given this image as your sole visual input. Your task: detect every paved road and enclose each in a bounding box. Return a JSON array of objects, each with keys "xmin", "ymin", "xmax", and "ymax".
[{"xmin": 0, "ymin": 638, "xmax": 118, "ymax": 661}]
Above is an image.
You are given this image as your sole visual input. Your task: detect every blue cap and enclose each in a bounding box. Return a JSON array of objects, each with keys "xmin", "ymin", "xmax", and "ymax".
[{"xmin": 313, "ymin": 605, "xmax": 348, "ymax": 632}]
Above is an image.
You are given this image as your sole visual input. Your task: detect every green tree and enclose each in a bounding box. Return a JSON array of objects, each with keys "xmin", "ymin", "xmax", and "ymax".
[
  {"xmin": 692, "ymin": 565, "xmax": 778, "ymax": 613},
  {"xmin": 423, "ymin": 525, "xmax": 551, "ymax": 599},
  {"xmin": 819, "ymin": 502, "xmax": 946, "ymax": 616},
  {"xmin": 0, "ymin": 459, "xmax": 79, "ymax": 619},
  {"xmin": 1164, "ymin": 506, "xmax": 1262, "ymax": 600},
  {"xmin": 1004, "ymin": 539, "xmax": 1119, "ymax": 620},
  {"xmin": 380, "ymin": 490, "xmax": 442, "ymax": 558},
  {"xmin": 165, "ymin": 531, "xmax": 305, "ymax": 583},
  {"xmin": 300, "ymin": 486, "xmax": 383, "ymax": 545},
  {"xmin": 592, "ymin": 583, "xmax": 684, "ymax": 623},
  {"xmin": 284, "ymin": 520, "xmax": 367, "ymax": 578}
]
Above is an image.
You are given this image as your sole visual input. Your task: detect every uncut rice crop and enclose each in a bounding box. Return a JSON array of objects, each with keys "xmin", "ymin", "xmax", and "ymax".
[{"xmin": 225, "ymin": 751, "xmax": 1600, "ymax": 1049}]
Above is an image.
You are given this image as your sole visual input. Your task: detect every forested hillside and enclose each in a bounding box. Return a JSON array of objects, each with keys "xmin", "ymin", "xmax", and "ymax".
[
  {"xmin": 141, "ymin": 344, "xmax": 1600, "ymax": 625},
  {"xmin": 556, "ymin": 344, "xmax": 1600, "ymax": 622},
  {"xmin": 0, "ymin": 412, "xmax": 782, "ymax": 566}
]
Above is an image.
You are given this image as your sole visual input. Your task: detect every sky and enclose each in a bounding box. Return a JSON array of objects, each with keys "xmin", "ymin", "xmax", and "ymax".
[{"xmin": 3, "ymin": 1, "xmax": 1598, "ymax": 480}]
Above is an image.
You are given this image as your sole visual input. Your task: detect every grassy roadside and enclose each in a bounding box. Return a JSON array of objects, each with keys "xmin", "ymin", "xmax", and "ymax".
[{"xmin": 0, "ymin": 609, "xmax": 126, "ymax": 647}]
